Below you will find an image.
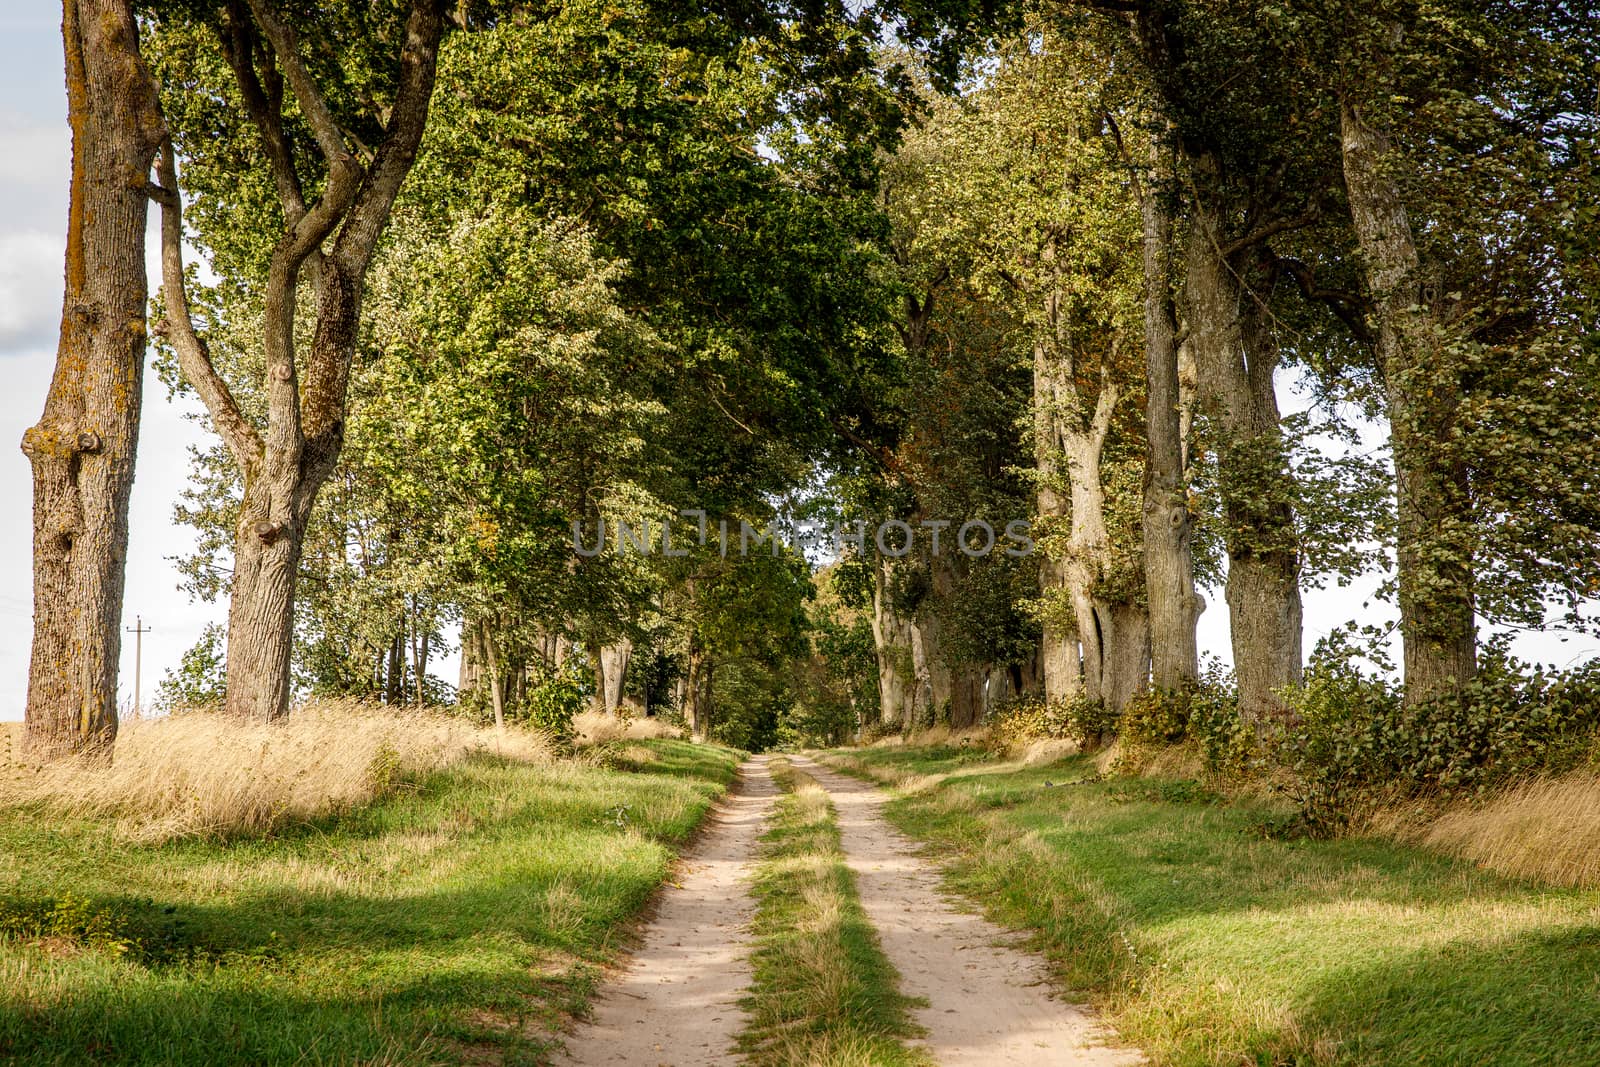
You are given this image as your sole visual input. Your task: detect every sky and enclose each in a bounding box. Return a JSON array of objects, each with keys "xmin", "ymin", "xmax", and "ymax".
[{"xmin": 0, "ymin": 2, "xmax": 1594, "ymax": 722}]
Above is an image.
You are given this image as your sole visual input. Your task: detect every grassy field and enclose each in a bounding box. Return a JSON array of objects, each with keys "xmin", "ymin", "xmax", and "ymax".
[
  {"xmin": 0, "ymin": 737, "xmax": 739, "ymax": 1066},
  {"xmin": 740, "ymin": 758, "xmax": 928, "ymax": 1067},
  {"xmin": 824, "ymin": 744, "xmax": 1600, "ymax": 1067}
]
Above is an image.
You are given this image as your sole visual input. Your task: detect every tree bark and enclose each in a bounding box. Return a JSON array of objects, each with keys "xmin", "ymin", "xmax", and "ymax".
[
  {"xmin": 1185, "ymin": 158, "xmax": 1304, "ymax": 723},
  {"xmin": 385, "ymin": 630, "xmax": 403, "ymax": 704},
  {"xmin": 1339, "ymin": 99, "xmax": 1476, "ymax": 703},
  {"xmin": 1136, "ymin": 149, "xmax": 1202, "ymax": 690},
  {"xmin": 22, "ymin": 0, "xmax": 163, "ymax": 759},
  {"xmin": 686, "ymin": 641, "xmax": 712, "ymax": 741},
  {"xmin": 152, "ymin": 0, "xmax": 445, "ymax": 720},
  {"xmin": 599, "ymin": 639, "xmax": 632, "ymax": 713},
  {"xmin": 481, "ymin": 618, "xmax": 504, "ymax": 730},
  {"xmin": 1034, "ymin": 326, "xmax": 1082, "ymax": 705},
  {"xmin": 870, "ymin": 556, "xmax": 916, "ymax": 730},
  {"xmin": 459, "ymin": 612, "xmax": 484, "ymax": 696}
]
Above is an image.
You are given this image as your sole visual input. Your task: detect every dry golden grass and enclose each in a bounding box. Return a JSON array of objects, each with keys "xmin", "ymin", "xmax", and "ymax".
[
  {"xmin": 0, "ymin": 722, "xmax": 20, "ymax": 767},
  {"xmin": 0, "ymin": 699, "xmax": 553, "ymax": 842},
  {"xmin": 1406, "ymin": 771, "xmax": 1600, "ymax": 887},
  {"xmin": 573, "ymin": 708, "xmax": 684, "ymax": 745}
]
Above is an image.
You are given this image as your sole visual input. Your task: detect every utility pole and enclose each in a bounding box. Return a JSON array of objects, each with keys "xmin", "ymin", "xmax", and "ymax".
[{"xmin": 126, "ymin": 615, "xmax": 151, "ymax": 716}]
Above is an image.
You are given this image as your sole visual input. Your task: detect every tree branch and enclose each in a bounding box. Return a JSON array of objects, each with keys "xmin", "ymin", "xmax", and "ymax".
[
  {"xmin": 1273, "ymin": 253, "xmax": 1376, "ymax": 344},
  {"xmin": 217, "ymin": 3, "xmax": 306, "ymax": 224},
  {"xmin": 151, "ymin": 139, "xmax": 265, "ymax": 477},
  {"xmin": 1220, "ymin": 206, "xmax": 1321, "ymax": 258},
  {"xmin": 243, "ymin": 0, "xmax": 351, "ymax": 165},
  {"xmin": 331, "ymin": 0, "xmax": 446, "ymax": 271}
]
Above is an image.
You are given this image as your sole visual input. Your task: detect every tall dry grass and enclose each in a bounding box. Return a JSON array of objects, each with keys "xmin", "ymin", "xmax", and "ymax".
[
  {"xmin": 1408, "ymin": 771, "xmax": 1600, "ymax": 887},
  {"xmin": 0, "ymin": 699, "xmax": 552, "ymax": 842},
  {"xmin": 572, "ymin": 709, "xmax": 684, "ymax": 745}
]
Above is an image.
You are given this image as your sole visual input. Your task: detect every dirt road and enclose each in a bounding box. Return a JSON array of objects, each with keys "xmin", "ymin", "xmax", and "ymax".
[
  {"xmin": 562, "ymin": 753, "xmax": 1140, "ymax": 1066},
  {"xmin": 559, "ymin": 756, "xmax": 779, "ymax": 1067}
]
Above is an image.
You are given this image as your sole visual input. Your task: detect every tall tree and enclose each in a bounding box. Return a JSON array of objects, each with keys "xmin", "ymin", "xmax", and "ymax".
[
  {"xmin": 1119, "ymin": 1, "xmax": 1340, "ymax": 721},
  {"xmin": 22, "ymin": 0, "xmax": 163, "ymax": 757},
  {"xmin": 1128, "ymin": 133, "xmax": 1203, "ymax": 690},
  {"xmin": 150, "ymin": 0, "xmax": 446, "ymax": 718},
  {"xmin": 1328, "ymin": 0, "xmax": 1600, "ymax": 701}
]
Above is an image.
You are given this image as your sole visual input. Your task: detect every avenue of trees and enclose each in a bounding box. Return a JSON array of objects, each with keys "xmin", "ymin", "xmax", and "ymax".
[{"xmin": 23, "ymin": 0, "xmax": 1600, "ymax": 770}]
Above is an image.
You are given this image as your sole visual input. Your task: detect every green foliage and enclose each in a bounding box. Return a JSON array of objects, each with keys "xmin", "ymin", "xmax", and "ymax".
[
  {"xmin": 0, "ymin": 743, "xmax": 740, "ymax": 1064},
  {"xmin": 990, "ymin": 694, "xmax": 1117, "ymax": 750},
  {"xmin": 1273, "ymin": 641, "xmax": 1600, "ymax": 834},
  {"xmin": 516, "ymin": 665, "xmax": 587, "ymax": 743},
  {"xmin": 152, "ymin": 624, "xmax": 226, "ymax": 711},
  {"xmin": 1114, "ymin": 665, "xmax": 1252, "ymax": 774}
]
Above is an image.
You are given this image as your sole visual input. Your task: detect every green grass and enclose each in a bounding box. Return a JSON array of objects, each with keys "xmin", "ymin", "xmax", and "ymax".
[
  {"xmin": 0, "ymin": 739, "xmax": 740, "ymax": 1066},
  {"xmin": 740, "ymin": 758, "xmax": 930, "ymax": 1067},
  {"xmin": 824, "ymin": 746, "xmax": 1600, "ymax": 1067}
]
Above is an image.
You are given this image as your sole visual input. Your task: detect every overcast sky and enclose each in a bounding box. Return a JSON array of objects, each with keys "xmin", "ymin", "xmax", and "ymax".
[{"xmin": 0, "ymin": 1, "xmax": 1593, "ymax": 722}]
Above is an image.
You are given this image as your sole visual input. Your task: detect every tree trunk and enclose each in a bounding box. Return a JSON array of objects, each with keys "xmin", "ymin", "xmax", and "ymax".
[
  {"xmin": 686, "ymin": 642, "xmax": 711, "ymax": 741},
  {"xmin": 870, "ymin": 556, "xmax": 916, "ymax": 729},
  {"xmin": 1137, "ymin": 149, "xmax": 1202, "ymax": 690},
  {"xmin": 384, "ymin": 627, "xmax": 403, "ymax": 704},
  {"xmin": 1340, "ymin": 99, "xmax": 1476, "ymax": 704},
  {"xmin": 1034, "ymin": 331, "xmax": 1081, "ymax": 705},
  {"xmin": 1100, "ymin": 601, "xmax": 1151, "ymax": 715},
  {"xmin": 585, "ymin": 640, "xmax": 606, "ymax": 712},
  {"xmin": 911, "ymin": 607, "xmax": 950, "ymax": 727},
  {"xmin": 459, "ymin": 612, "xmax": 484, "ymax": 696},
  {"xmin": 599, "ymin": 639, "xmax": 632, "ymax": 714},
  {"xmin": 22, "ymin": 0, "xmax": 162, "ymax": 759},
  {"xmin": 481, "ymin": 619, "xmax": 505, "ymax": 729},
  {"xmin": 1185, "ymin": 160, "xmax": 1304, "ymax": 722},
  {"xmin": 415, "ymin": 628, "xmax": 430, "ymax": 705}
]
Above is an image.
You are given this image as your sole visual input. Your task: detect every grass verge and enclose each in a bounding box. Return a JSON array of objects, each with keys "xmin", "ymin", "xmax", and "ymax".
[
  {"xmin": 824, "ymin": 744, "xmax": 1600, "ymax": 1067},
  {"xmin": 740, "ymin": 758, "xmax": 930, "ymax": 1067},
  {"xmin": 0, "ymin": 738, "xmax": 740, "ymax": 1066}
]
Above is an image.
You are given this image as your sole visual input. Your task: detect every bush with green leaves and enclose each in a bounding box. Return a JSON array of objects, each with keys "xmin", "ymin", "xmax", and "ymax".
[
  {"xmin": 1117, "ymin": 663, "xmax": 1251, "ymax": 774},
  {"xmin": 1272, "ymin": 643, "xmax": 1600, "ymax": 834},
  {"xmin": 516, "ymin": 665, "xmax": 586, "ymax": 741},
  {"xmin": 991, "ymin": 693, "xmax": 1117, "ymax": 750}
]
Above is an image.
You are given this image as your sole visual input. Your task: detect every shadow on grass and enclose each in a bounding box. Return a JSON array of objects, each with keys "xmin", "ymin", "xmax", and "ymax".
[
  {"xmin": 1284, "ymin": 922, "xmax": 1600, "ymax": 1066},
  {"xmin": 0, "ymin": 741, "xmax": 738, "ymax": 1066},
  {"xmin": 848, "ymin": 745, "xmax": 1600, "ymax": 1066}
]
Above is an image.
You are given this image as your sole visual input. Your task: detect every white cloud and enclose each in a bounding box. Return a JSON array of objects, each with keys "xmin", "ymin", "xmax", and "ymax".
[{"xmin": 0, "ymin": 230, "xmax": 62, "ymax": 352}]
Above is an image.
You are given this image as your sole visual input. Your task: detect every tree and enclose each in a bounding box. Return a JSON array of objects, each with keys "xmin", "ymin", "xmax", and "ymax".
[
  {"xmin": 1115, "ymin": 1, "xmax": 1344, "ymax": 722},
  {"xmin": 1116, "ymin": 120, "xmax": 1204, "ymax": 691},
  {"xmin": 1326, "ymin": 0, "xmax": 1600, "ymax": 702},
  {"xmin": 150, "ymin": 0, "xmax": 447, "ymax": 719},
  {"xmin": 22, "ymin": 0, "xmax": 164, "ymax": 758}
]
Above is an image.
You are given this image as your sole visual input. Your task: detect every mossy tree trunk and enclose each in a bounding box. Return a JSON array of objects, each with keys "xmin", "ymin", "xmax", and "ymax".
[{"xmin": 22, "ymin": 0, "xmax": 163, "ymax": 759}]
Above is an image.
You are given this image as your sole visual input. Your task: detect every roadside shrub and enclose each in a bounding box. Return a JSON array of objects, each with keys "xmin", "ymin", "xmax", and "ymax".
[
  {"xmin": 1119, "ymin": 687, "xmax": 1190, "ymax": 745},
  {"xmin": 1273, "ymin": 648, "xmax": 1600, "ymax": 834},
  {"xmin": 992, "ymin": 694, "xmax": 1116, "ymax": 750},
  {"xmin": 1117, "ymin": 664, "xmax": 1250, "ymax": 775},
  {"xmin": 517, "ymin": 665, "xmax": 585, "ymax": 741},
  {"xmin": 1272, "ymin": 661, "xmax": 1403, "ymax": 833}
]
